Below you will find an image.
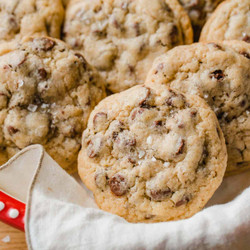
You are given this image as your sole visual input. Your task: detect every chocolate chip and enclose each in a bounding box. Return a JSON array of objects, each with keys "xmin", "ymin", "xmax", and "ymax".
[
  {"xmin": 198, "ymin": 144, "xmax": 208, "ymax": 167},
  {"xmin": 112, "ymin": 131, "xmax": 119, "ymax": 140},
  {"xmin": 165, "ymin": 97, "xmax": 173, "ymax": 106},
  {"xmin": 131, "ymin": 108, "xmax": 144, "ymax": 120},
  {"xmin": 154, "ymin": 120, "xmax": 163, "ymax": 126},
  {"xmin": 217, "ymin": 111, "xmax": 224, "ymax": 120},
  {"xmin": 75, "ymin": 53, "xmax": 87, "ymax": 70},
  {"xmin": 190, "ymin": 110, "xmax": 197, "ymax": 117},
  {"xmin": 145, "ymin": 214, "xmax": 155, "ymax": 220},
  {"xmin": 93, "ymin": 30, "xmax": 107, "ymax": 37},
  {"xmin": 113, "ymin": 19, "xmax": 120, "ymax": 29},
  {"xmin": 38, "ymin": 68, "xmax": 47, "ymax": 80},
  {"xmin": 178, "ymin": 123, "xmax": 184, "ymax": 129},
  {"xmin": 242, "ymin": 34, "xmax": 250, "ymax": 43},
  {"xmin": 128, "ymin": 157, "xmax": 136, "ymax": 164},
  {"xmin": 109, "ymin": 174, "xmax": 128, "ymax": 196},
  {"xmin": 175, "ymin": 196, "xmax": 190, "ymax": 207},
  {"xmin": 176, "ymin": 138, "xmax": 185, "ymax": 155},
  {"xmin": 148, "ymin": 188, "xmax": 172, "ymax": 201},
  {"xmin": 133, "ymin": 22, "xmax": 140, "ymax": 36},
  {"xmin": 240, "ymin": 100, "xmax": 246, "ymax": 107},
  {"xmin": 40, "ymin": 38, "xmax": 56, "ymax": 51},
  {"xmin": 210, "ymin": 70, "xmax": 225, "ymax": 81},
  {"xmin": 208, "ymin": 43, "xmax": 222, "ymax": 50},
  {"xmin": 7, "ymin": 126, "xmax": 19, "ymax": 135},
  {"xmin": 239, "ymin": 51, "xmax": 250, "ymax": 59},
  {"xmin": 125, "ymin": 138, "xmax": 136, "ymax": 146},
  {"xmin": 128, "ymin": 65, "xmax": 135, "ymax": 74}
]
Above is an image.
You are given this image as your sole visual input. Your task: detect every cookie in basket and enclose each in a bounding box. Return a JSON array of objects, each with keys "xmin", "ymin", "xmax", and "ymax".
[
  {"xmin": 63, "ymin": 0, "xmax": 193, "ymax": 93},
  {"xmin": 78, "ymin": 84, "xmax": 227, "ymax": 223},
  {"xmin": 146, "ymin": 40, "xmax": 250, "ymax": 175},
  {"xmin": 200, "ymin": 0, "xmax": 250, "ymax": 42},
  {"xmin": 178, "ymin": 0, "xmax": 224, "ymax": 41},
  {"xmin": 0, "ymin": 0, "xmax": 64, "ymax": 43},
  {"xmin": 0, "ymin": 36, "xmax": 106, "ymax": 173}
]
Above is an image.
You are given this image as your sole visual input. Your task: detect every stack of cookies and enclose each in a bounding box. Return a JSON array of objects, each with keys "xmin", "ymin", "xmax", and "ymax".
[{"xmin": 0, "ymin": 0, "xmax": 249, "ymax": 223}]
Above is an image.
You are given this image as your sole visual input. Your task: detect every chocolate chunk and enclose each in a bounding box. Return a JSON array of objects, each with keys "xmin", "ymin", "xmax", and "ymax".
[
  {"xmin": 75, "ymin": 53, "xmax": 87, "ymax": 70},
  {"xmin": 128, "ymin": 157, "xmax": 136, "ymax": 164},
  {"xmin": 7, "ymin": 126, "xmax": 19, "ymax": 135},
  {"xmin": 109, "ymin": 174, "xmax": 128, "ymax": 196},
  {"xmin": 240, "ymin": 100, "xmax": 246, "ymax": 107},
  {"xmin": 38, "ymin": 68, "xmax": 47, "ymax": 80},
  {"xmin": 176, "ymin": 138, "xmax": 185, "ymax": 155},
  {"xmin": 148, "ymin": 188, "xmax": 172, "ymax": 201},
  {"xmin": 178, "ymin": 123, "xmax": 184, "ymax": 129},
  {"xmin": 40, "ymin": 38, "xmax": 56, "ymax": 51},
  {"xmin": 139, "ymin": 88, "xmax": 153, "ymax": 109},
  {"xmin": 210, "ymin": 70, "xmax": 225, "ymax": 81},
  {"xmin": 175, "ymin": 196, "xmax": 190, "ymax": 207}
]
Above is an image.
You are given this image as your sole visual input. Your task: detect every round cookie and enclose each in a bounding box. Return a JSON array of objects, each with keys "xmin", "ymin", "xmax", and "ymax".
[
  {"xmin": 0, "ymin": 0, "xmax": 64, "ymax": 43},
  {"xmin": 146, "ymin": 41, "xmax": 250, "ymax": 174},
  {"xmin": 178, "ymin": 0, "xmax": 224, "ymax": 41},
  {"xmin": 63, "ymin": 0, "xmax": 193, "ymax": 93},
  {"xmin": 200, "ymin": 0, "xmax": 250, "ymax": 42},
  {"xmin": 78, "ymin": 84, "xmax": 227, "ymax": 223},
  {"xmin": 0, "ymin": 36, "xmax": 106, "ymax": 173}
]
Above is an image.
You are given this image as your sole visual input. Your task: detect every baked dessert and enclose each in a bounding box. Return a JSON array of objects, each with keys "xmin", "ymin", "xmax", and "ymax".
[
  {"xmin": 63, "ymin": 0, "xmax": 193, "ymax": 93},
  {"xmin": 0, "ymin": 0, "xmax": 65, "ymax": 44},
  {"xmin": 178, "ymin": 0, "xmax": 224, "ymax": 41},
  {"xmin": 78, "ymin": 83, "xmax": 227, "ymax": 222},
  {"xmin": 0, "ymin": 36, "xmax": 106, "ymax": 173},
  {"xmin": 146, "ymin": 41, "xmax": 250, "ymax": 174},
  {"xmin": 200, "ymin": 0, "xmax": 250, "ymax": 42}
]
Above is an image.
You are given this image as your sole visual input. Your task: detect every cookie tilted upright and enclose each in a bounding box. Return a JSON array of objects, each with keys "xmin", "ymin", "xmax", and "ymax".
[
  {"xmin": 63, "ymin": 0, "xmax": 193, "ymax": 93},
  {"xmin": 78, "ymin": 84, "xmax": 227, "ymax": 223},
  {"xmin": 0, "ymin": 37, "xmax": 106, "ymax": 173},
  {"xmin": 200, "ymin": 0, "xmax": 250, "ymax": 42},
  {"xmin": 146, "ymin": 41, "xmax": 250, "ymax": 174},
  {"xmin": 0, "ymin": 0, "xmax": 64, "ymax": 43}
]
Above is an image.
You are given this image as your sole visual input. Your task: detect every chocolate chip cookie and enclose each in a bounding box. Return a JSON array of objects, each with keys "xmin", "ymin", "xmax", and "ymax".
[
  {"xmin": 178, "ymin": 0, "xmax": 224, "ymax": 41},
  {"xmin": 200, "ymin": 0, "xmax": 250, "ymax": 42},
  {"xmin": 63, "ymin": 0, "xmax": 193, "ymax": 93},
  {"xmin": 0, "ymin": 0, "xmax": 64, "ymax": 43},
  {"xmin": 0, "ymin": 36, "xmax": 106, "ymax": 172},
  {"xmin": 146, "ymin": 41, "xmax": 250, "ymax": 174},
  {"xmin": 78, "ymin": 84, "xmax": 227, "ymax": 222}
]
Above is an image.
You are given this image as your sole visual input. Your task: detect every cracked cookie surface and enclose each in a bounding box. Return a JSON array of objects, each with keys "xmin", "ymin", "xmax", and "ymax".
[
  {"xmin": 200, "ymin": 0, "xmax": 250, "ymax": 42},
  {"xmin": 63, "ymin": 0, "xmax": 193, "ymax": 93},
  {"xmin": 0, "ymin": 0, "xmax": 64, "ymax": 44},
  {"xmin": 0, "ymin": 36, "xmax": 106, "ymax": 172},
  {"xmin": 78, "ymin": 84, "xmax": 227, "ymax": 222},
  {"xmin": 178, "ymin": 0, "xmax": 224, "ymax": 41},
  {"xmin": 146, "ymin": 41, "xmax": 250, "ymax": 174}
]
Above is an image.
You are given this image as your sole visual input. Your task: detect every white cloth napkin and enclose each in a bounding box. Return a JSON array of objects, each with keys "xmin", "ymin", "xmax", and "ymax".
[{"xmin": 0, "ymin": 145, "xmax": 250, "ymax": 250}]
